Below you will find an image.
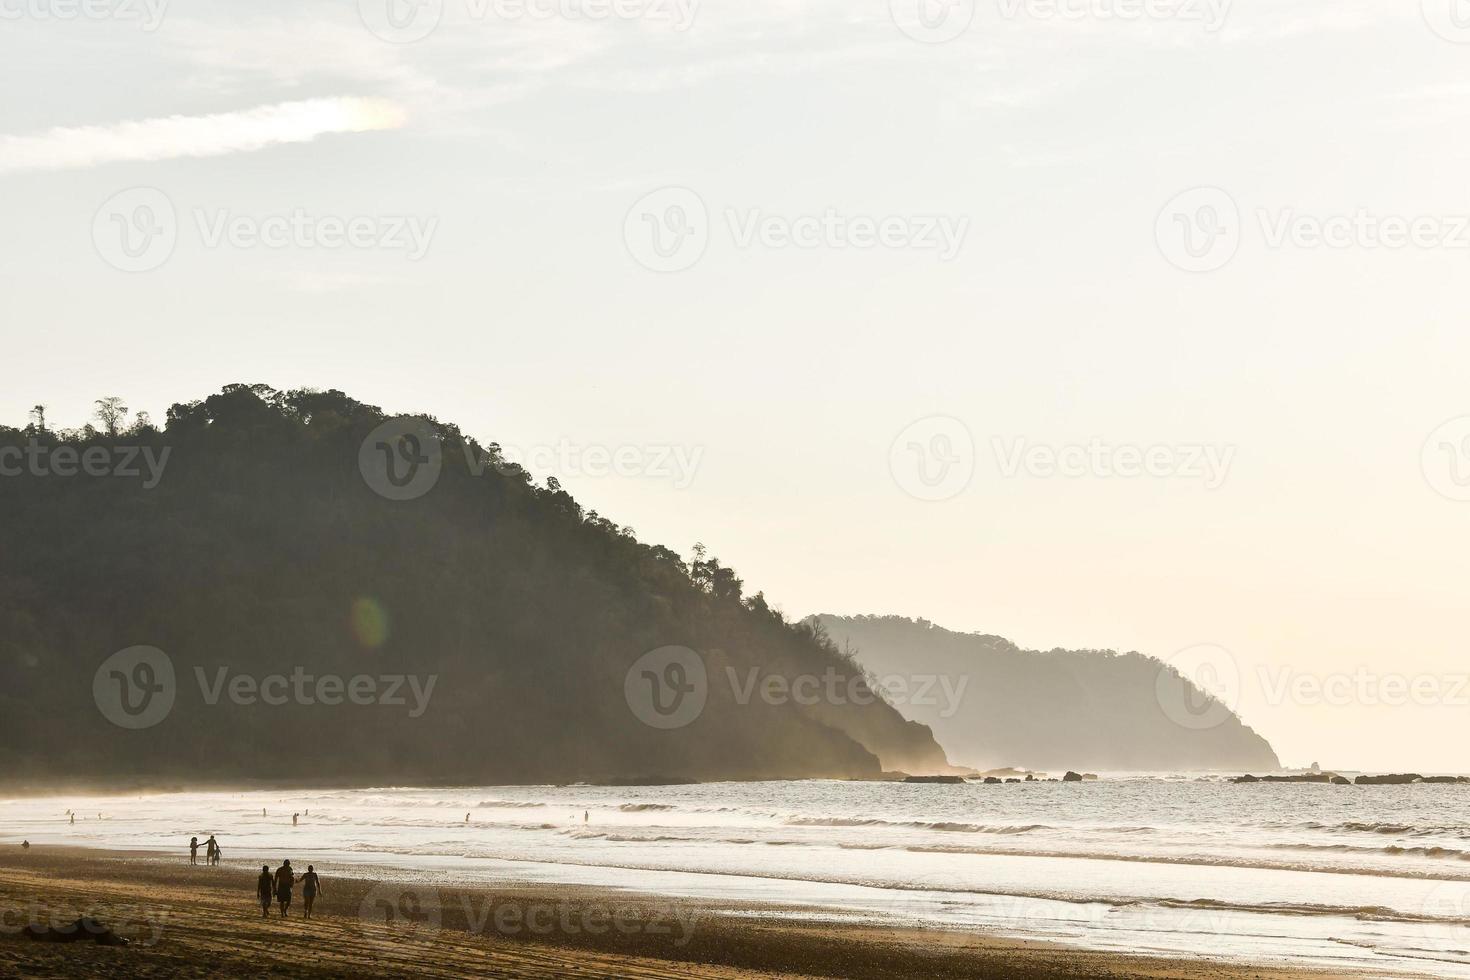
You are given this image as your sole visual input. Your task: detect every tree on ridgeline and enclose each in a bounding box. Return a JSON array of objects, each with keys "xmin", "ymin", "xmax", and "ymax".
[{"xmin": 93, "ymin": 396, "xmax": 129, "ymax": 437}]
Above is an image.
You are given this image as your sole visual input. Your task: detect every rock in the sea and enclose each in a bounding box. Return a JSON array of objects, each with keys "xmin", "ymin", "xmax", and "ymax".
[
  {"xmin": 904, "ymin": 775, "xmax": 965, "ymax": 784},
  {"xmin": 1331, "ymin": 776, "xmax": 1351, "ymax": 785},
  {"xmin": 983, "ymin": 776, "xmax": 1002, "ymax": 785},
  {"xmin": 1233, "ymin": 772, "xmax": 1347, "ymax": 784},
  {"xmin": 1063, "ymin": 771, "xmax": 1084, "ymax": 782},
  {"xmin": 1354, "ymin": 774, "xmax": 1423, "ymax": 785}
]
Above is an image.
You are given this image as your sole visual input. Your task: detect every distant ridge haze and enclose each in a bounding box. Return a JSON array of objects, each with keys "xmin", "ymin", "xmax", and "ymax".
[{"xmin": 814, "ymin": 615, "xmax": 1281, "ymax": 773}]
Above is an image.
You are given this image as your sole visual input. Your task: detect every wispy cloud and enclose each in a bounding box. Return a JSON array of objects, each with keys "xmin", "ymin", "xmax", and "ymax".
[{"xmin": 0, "ymin": 97, "xmax": 405, "ymax": 175}]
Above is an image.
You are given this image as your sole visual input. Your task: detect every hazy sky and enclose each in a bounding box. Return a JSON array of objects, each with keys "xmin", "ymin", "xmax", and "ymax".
[{"xmin": 5, "ymin": 0, "xmax": 1470, "ymax": 771}]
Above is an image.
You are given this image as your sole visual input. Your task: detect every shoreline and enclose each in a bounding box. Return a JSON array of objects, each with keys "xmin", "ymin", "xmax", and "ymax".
[{"xmin": 0, "ymin": 847, "xmax": 1379, "ymax": 979}]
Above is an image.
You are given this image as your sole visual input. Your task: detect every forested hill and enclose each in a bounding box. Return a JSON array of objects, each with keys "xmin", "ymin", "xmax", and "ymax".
[
  {"xmin": 814, "ymin": 615, "xmax": 1281, "ymax": 773},
  {"xmin": 0, "ymin": 386, "xmax": 952, "ymax": 790}
]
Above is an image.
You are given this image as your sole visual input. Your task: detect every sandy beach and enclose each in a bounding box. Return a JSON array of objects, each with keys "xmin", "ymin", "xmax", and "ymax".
[{"xmin": 0, "ymin": 848, "xmax": 1371, "ymax": 980}]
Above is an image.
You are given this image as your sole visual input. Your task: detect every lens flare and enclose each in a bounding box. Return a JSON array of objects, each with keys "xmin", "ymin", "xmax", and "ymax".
[{"xmin": 350, "ymin": 597, "xmax": 390, "ymax": 650}]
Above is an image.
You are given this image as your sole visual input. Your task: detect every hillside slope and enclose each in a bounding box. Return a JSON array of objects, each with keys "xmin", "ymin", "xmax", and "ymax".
[
  {"xmin": 0, "ymin": 386, "xmax": 952, "ymax": 789},
  {"xmin": 815, "ymin": 615, "xmax": 1280, "ymax": 773}
]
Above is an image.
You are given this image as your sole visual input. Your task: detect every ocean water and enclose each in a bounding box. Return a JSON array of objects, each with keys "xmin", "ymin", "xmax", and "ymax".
[{"xmin": 6, "ymin": 777, "xmax": 1470, "ymax": 977}]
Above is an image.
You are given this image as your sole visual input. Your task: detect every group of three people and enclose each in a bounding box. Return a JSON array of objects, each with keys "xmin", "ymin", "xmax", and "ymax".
[{"xmin": 257, "ymin": 859, "xmax": 323, "ymax": 919}]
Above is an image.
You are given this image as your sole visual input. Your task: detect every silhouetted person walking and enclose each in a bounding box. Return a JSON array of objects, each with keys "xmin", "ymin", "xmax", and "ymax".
[
  {"xmin": 206, "ymin": 835, "xmax": 219, "ymax": 866},
  {"xmin": 292, "ymin": 812, "xmax": 299, "ymax": 827},
  {"xmin": 256, "ymin": 866, "xmax": 273, "ymax": 918},
  {"xmin": 274, "ymin": 860, "xmax": 295, "ymax": 917},
  {"xmin": 190, "ymin": 837, "xmax": 199, "ymax": 865},
  {"xmin": 302, "ymin": 865, "xmax": 322, "ymax": 919}
]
